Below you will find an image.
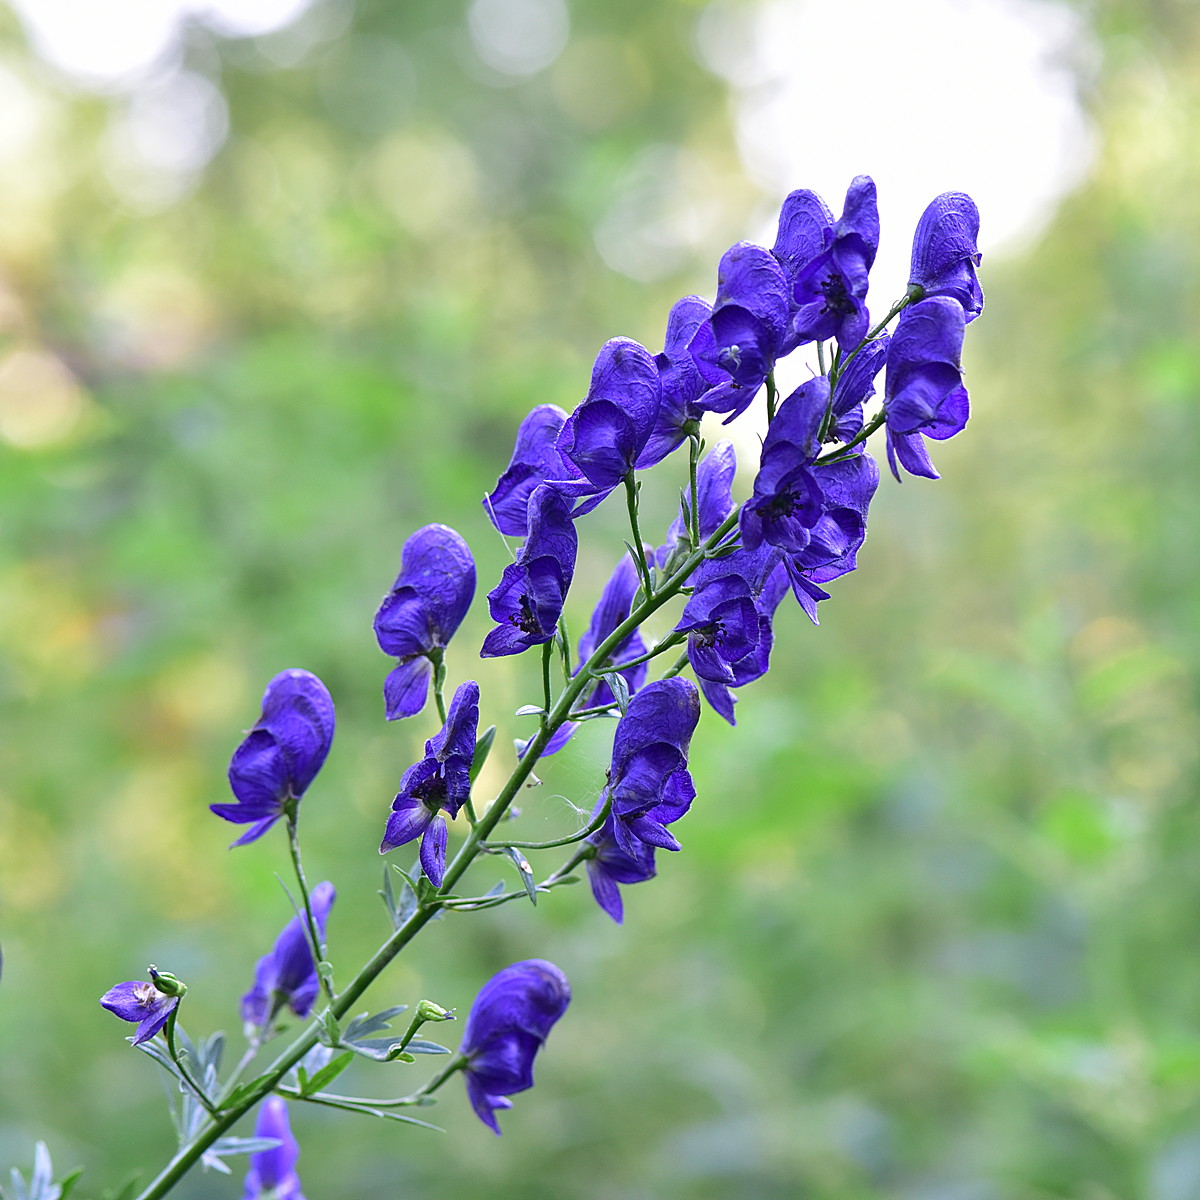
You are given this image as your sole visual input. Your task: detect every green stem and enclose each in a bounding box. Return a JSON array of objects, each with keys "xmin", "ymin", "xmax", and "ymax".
[
  {"xmin": 541, "ymin": 640, "xmax": 554, "ymax": 720},
  {"xmin": 813, "ymin": 408, "xmax": 886, "ymax": 465},
  {"xmin": 765, "ymin": 372, "xmax": 778, "ymax": 424},
  {"xmin": 623, "ymin": 472, "xmax": 653, "ymax": 597},
  {"xmin": 484, "ymin": 799, "xmax": 610, "ymax": 851},
  {"xmin": 657, "ymin": 650, "xmax": 691, "ymax": 682},
  {"xmin": 129, "ymin": 511, "xmax": 738, "ymax": 1200},
  {"xmin": 829, "ymin": 289, "xmax": 917, "ymax": 385},
  {"xmin": 688, "ymin": 429, "xmax": 701, "ymax": 547},
  {"xmin": 590, "ymin": 631, "xmax": 685, "ymax": 676},
  {"xmin": 163, "ymin": 1007, "xmax": 219, "ymax": 1119},
  {"xmin": 286, "ymin": 812, "xmax": 331, "ymax": 1003},
  {"xmin": 430, "ymin": 648, "xmax": 448, "ymax": 724}
]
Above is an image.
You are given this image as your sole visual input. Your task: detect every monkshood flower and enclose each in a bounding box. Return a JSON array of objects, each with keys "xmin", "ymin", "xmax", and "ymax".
[
  {"xmin": 241, "ymin": 881, "xmax": 336, "ymax": 1028},
  {"xmin": 556, "ymin": 336, "xmax": 661, "ymax": 507},
  {"xmin": 604, "ymin": 677, "xmax": 700, "ymax": 856},
  {"xmin": 772, "ymin": 186, "xmax": 834, "ymax": 288},
  {"xmin": 460, "ymin": 959, "xmax": 571, "ymax": 1135},
  {"xmin": 637, "ymin": 295, "xmax": 718, "ymax": 468},
  {"xmin": 739, "ymin": 376, "xmax": 827, "ymax": 554},
  {"xmin": 585, "ymin": 807, "xmax": 656, "ymax": 924},
  {"xmin": 655, "ymin": 439, "xmax": 737, "ymax": 570},
  {"xmin": 696, "ymin": 561, "xmax": 790, "ymax": 725},
  {"xmin": 374, "ymin": 524, "xmax": 476, "ymax": 720},
  {"xmin": 380, "ymin": 680, "xmax": 479, "ymax": 886},
  {"xmin": 481, "ymin": 484, "xmax": 577, "ymax": 658},
  {"xmin": 791, "ymin": 175, "xmax": 880, "ymax": 351},
  {"xmin": 483, "ymin": 404, "xmax": 584, "ymax": 538},
  {"xmin": 909, "ymin": 192, "xmax": 984, "ymax": 321},
  {"xmin": 211, "ymin": 669, "xmax": 335, "ymax": 846},
  {"xmin": 689, "ymin": 241, "xmax": 793, "ymax": 419},
  {"xmin": 786, "ymin": 450, "xmax": 880, "ymax": 622},
  {"xmin": 242, "ymin": 1096, "xmax": 305, "ymax": 1200},
  {"xmin": 100, "ymin": 970, "xmax": 181, "ymax": 1045},
  {"xmin": 883, "ymin": 296, "xmax": 969, "ymax": 480},
  {"xmin": 827, "ymin": 335, "xmax": 888, "ymax": 444}
]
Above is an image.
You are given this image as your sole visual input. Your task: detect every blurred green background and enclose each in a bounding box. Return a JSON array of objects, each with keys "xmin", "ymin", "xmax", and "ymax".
[{"xmin": 1, "ymin": 0, "xmax": 1198, "ymax": 1196}]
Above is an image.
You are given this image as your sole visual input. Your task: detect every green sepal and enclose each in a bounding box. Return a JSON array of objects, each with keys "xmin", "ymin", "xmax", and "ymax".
[{"xmin": 470, "ymin": 725, "xmax": 496, "ymax": 782}]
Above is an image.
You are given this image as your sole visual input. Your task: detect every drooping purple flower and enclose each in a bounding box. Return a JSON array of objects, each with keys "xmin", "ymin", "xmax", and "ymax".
[
  {"xmin": 100, "ymin": 974, "xmax": 180, "ymax": 1045},
  {"xmin": 481, "ymin": 485, "xmax": 578, "ymax": 658},
  {"xmin": 791, "ymin": 175, "xmax": 880, "ymax": 352},
  {"xmin": 784, "ymin": 449, "xmax": 880, "ymax": 622},
  {"xmin": 883, "ymin": 296, "xmax": 969, "ymax": 480},
  {"xmin": 909, "ymin": 192, "xmax": 983, "ymax": 321},
  {"xmin": 242, "ymin": 1096, "xmax": 305, "ymax": 1200},
  {"xmin": 689, "ymin": 242, "xmax": 793, "ymax": 420},
  {"xmin": 374, "ymin": 525, "xmax": 476, "ymax": 721},
  {"xmin": 241, "ymin": 881, "xmax": 336, "ymax": 1028},
  {"xmin": 556, "ymin": 337, "xmax": 662, "ymax": 501},
  {"xmin": 696, "ymin": 560, "xmax": 790, "ymax": 725},
  {"xmin": 739, "ymin": 376, "xmax": 828, "ymax": 554},
  {"xmin": 637, "ymin": 295, "xmax": 718, "ymax": 468},
  {"xmin": 585, "ymin": 806, "xmax": 657, "ymax": 924},
  {"xmin": 483, "ymin": 405, "xmax": 585, "ymax": 538},
  {"xmin": 460, "ymin": 960, "xmax": 571, "ymax": 1135},
  {"xmin": 380, "ymin": 680, "xmax": 479, "ymax": 887},
  {"xmin": 211, "ymin": 669, "xmax": 335, "ymax": 846},
  {"xmin": 656, "ymin": 440, "xmax": 738, "ymax": 571},
  {"xmin": 602, "ymin": 678, "xmax": 700, "ymax": 856}
]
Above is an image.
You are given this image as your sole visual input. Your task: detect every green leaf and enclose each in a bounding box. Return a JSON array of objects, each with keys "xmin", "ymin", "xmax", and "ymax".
[
  {"xmin": 300, "ymin": 1051, "xmax": 355, "ymax": 1097},
  {"xmin": 220, "ymin": 1071, "xmax": 277, "ymax": 1110},
  {"xmin": 514, "ymin": 704, "xmax": 545, "ymax": 718},
  {"xmin": 318, "ymin": 1009, "xmax": 341, "ymax": 1047},
  {"xmin": 608, "ymin": 671, "xmax": 631, "ymax": 715},
  {"xmin": 503, "ymin": 847, "xmax": 538, "ymax": 905},
  {"xmin": 98, "ymin": 1172, "xmax": 142, "ymax": 1200},
  {"xmin": 317, "ymin": 960, "xmax": 335, "ymax": 990},
  {"xmin": 470, "ymin": 724, "xmax": 496, "ymax": 782},
  {"xmin": 403, "ymin": 1038, "xmax": 452, "ymax": 1055},
  {"xmin": 56, "ymin": 1168, "xmax": 84, "ymax": 1200}
]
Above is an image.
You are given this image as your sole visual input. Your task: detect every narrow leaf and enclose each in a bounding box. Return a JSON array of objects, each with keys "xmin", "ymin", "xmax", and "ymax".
[
  {"xmin": 470, "ymin": 725, "xmax": 496, "ymax": 782},
  {"xmin": 503, "ymin": 847, "xmax": 538, "ymax": 905},
  {"xmin": 301, "ymin": 1051, "xmax": 355, "ymax": 1097}
]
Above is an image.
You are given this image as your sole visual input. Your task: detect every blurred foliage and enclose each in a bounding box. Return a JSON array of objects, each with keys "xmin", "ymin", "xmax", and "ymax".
[{"xmin": 1, "ymin": 0, "xmax": 1199, "ymax": 1198}]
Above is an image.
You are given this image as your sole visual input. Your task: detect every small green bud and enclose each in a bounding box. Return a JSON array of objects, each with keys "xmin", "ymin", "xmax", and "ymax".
[
  {"xmin": 148, "ymin": 966, "xmax": 186, "ymax": 998},
  {"xmin": 416, "ymin": 1000, "xmax": 456, "ymax": 1023}
]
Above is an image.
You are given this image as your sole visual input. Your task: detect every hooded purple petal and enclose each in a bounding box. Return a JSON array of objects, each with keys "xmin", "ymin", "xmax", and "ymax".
[
  {"xmin": 772, "ymin": 188, "xmax": 835, "ymax": 283},
  {"xmin": 100, "ymin": 980, "xmax": 179, "ymax": 1045},
  {"xmin": 484, "ymin": 405, "xmax": 581, "ymax": 537},
  {"xmin": 461, "ymin": 960, "xmax": 571, "ymax": 1135},
  {"xmin": 482, "ymin": 485, "xmax": 578, "ymax": 658},
  {"xmin": 909, "ymin": 191, "xmax": 983, "ymax": 321},
  {"xmin": 214, "ymin": 670, "xmax": 335, "ymax": 842}
]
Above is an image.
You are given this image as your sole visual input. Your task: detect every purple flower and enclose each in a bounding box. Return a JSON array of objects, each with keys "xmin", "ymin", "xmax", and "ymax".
[
  {"xmin": 585, "ymin": 807, "xmax": 657, "ymax": 924},
  {"xmin": 241, "ymin": 881, "xmax": 336, "ymax": 1028},
  {"xmin": 380, "ymin": 680, "xmax": 479, "ymax": 886},
  {"xmin": 211, "ymin": 669, "xmax": 335, "ymax": 846},
  {"xmin": 637, "ymin": 295, "xmax": 718, "ymax": 468},
  {"xmin": 603, "ymin": 678, "xmax": 700, "ymax": 856},
  {"xmin": 675, "ymin": 544, "xmax": 782, "ymax": 699},
  {"xmin": 460, "ymin": 960, "xmax": 571, "ymax": 1135},
  {"xmin": 243, "ymin": 1096, "xmax": 304, "ymax": 1200},
  {"xmin": 556, "ymin": 337, "xmax": 662, "ymax": 499},
  {"xmin": 909, "ymin": 192, "xmax": 983, "ymax": 321},
  {"xmin": 791, "ymin": 175, "xmax": 880, "ymax": 351},
  {"xmin": 690, "ymin": 243, "xmax": 793, "ymax": 420},
  {"xmin": 784, "ymin": 450, "xmax": 880, "ymax": 621},
  {"xmin": 100, "ymin": 974, "xmax": 180, "ymax": 1045},
  {"xmin": 695, "ymin": 560, "xmax": 790, "ymax": 725},
  {"xmin": 483, "ymin": 405, "xmax": 584, "ymax": 537},
  {"xmin": 739, "ymin": 376, "xmax": 828, "ymax": 554},
  {"xmin": 883, "ymin": 297, "xmax": 970, "ymax": 480},
  {"xmin": 481, "ymin": 485, "xmax": 578, "ymax": 658},
  {"xmin": 374, "ymin": 524, "xmax": 476, "ymax": 721}
]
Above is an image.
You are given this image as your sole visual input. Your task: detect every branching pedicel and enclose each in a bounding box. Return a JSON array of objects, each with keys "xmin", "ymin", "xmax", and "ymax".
[{"xmin": 5, "ymin": 179, "xmax": 982, "ymax": 1200}]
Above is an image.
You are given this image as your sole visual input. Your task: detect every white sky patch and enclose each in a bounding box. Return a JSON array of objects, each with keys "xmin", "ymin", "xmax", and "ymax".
[
  {"xmin": 6, "ymin": 0, "xmax": 317, "ymax": 90},
  {"xmin": 696, "ymin": 0, "xmax": 1098, "ymax": 285}
]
